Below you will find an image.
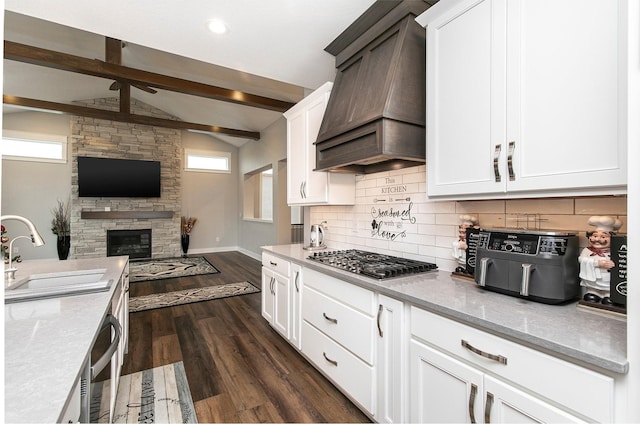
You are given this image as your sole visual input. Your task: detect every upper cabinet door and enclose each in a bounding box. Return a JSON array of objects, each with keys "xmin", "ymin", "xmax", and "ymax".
[
  {"xmin": 423, "ymin": 0, "xmax": 508, "ymax": 197},
  {"xmin": 505, "ymin": 0, "xmax": 627, "ymax": 194},
  {"xmin": 418, "ymin": 0, "xmax": 627, "ymax": 199}
]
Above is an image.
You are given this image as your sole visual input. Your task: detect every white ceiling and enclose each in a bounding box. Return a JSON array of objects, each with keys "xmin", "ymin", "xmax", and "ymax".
[{"xmin": 3, "ymin": 0, "xmax": 376, "ymax": 147}]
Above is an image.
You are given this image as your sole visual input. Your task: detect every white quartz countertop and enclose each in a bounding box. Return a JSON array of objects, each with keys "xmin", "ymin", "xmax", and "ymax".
[
  {"xmin": 263, "ymin": 244, "xmax": 628, "ymax": 374},
  {"xmin": 4, "ymin": 256, "xmax": 128, "ymax": 424}
]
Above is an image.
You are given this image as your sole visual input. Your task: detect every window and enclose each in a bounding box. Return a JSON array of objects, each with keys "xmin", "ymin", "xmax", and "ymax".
[
  {"xmin": 243, "ymin": 165, "xmax": 273, "ymax": 222},
  {"xmin": 184, "ymin": 149, "xmax": 231, "ymax": 173},
  {"xmin": 2, "ymin": 130, "xmax": 67, "ymax": 163}
]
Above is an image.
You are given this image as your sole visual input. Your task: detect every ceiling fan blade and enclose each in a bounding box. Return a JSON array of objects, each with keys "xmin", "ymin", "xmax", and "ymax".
[{"xmin": 132, "ymin": 84, "xmax": 158, "ymax": 94}]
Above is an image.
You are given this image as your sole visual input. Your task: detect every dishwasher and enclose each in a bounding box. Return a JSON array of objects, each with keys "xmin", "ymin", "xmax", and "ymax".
[{"xmin": 79, "ymin": 314, "xmax": 122, "ymax": 423}]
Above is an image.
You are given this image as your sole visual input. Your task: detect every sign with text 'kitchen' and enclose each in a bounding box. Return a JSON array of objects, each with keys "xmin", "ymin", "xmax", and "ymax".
[{"xmin": 371, "ymin": 177, "xmax": 416, "ymax": 241}]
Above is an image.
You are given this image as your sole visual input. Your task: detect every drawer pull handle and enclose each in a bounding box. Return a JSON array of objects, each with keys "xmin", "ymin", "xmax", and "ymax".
[
  {"xmin": 377, "ymin": 304, "xmax": 383, "ymax": 337},
  {"xmin": 469, "ymin": 383, "xmax": 478, "ymax": 423},
  {"xmin": 323, "ymin": 312, "xmax": 338, "ymax": 324},
  {"xmin": 323, "ymin": 352, "xmax": 338, "ymax": 366},
  {"xmin": 461, "ymin": 340, "xmax": 507, "ymax": 365},
  {"xmin": 485, "ymin": 392, "xmax": 494, "ymax": 423},
  {"xmin": 270, "ymin": 261, "xmax": 277, "ymax": 266}
]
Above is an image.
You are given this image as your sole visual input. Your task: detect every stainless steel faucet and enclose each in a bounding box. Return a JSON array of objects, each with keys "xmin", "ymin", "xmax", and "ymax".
[{"xmin": 1, "ymin": 215, "xmax": 46, "ymax": 282}]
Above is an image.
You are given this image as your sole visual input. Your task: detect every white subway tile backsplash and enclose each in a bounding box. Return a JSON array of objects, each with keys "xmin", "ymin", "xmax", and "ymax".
[
  {"xmin": 310, "ymin": 167, "xmax": 627, "ymax": 273},
  {"xmin": 574, "ymin": 196, "xmax": 627, "ymax": 215},
  {"xmin": 506, "ymin": 198, "xmax": 574, "ymax": 214}
]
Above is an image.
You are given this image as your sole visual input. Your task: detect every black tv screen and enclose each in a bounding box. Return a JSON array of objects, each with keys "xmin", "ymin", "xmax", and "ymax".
[{"xmin": 78, "ymin": 156, "xmax": 161, "ymax": 197}]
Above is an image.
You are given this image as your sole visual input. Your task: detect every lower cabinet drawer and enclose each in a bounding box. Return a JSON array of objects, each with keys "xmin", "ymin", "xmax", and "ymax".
[
  {"xmin": 303, "ymin": 286, "xmax": 375, "ymax": 364},
  {"xmin": 302, "ymin": 320, "xmax": 374, "ymax": 414},
  {"xmin": 410, "ymin": 307, "xmax": 614, "ymax": 422}
]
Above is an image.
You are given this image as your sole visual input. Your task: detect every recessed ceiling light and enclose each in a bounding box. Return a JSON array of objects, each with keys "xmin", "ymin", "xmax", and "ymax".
[{"xmin": 207, "ymin": 18, "xmax": 228, "ymax": 35}]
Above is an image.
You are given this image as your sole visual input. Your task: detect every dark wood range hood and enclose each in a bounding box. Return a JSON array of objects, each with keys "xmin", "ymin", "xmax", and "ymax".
[{"xmin": 314, "ymin": 0, "xmax": 435, "ymax": 174}]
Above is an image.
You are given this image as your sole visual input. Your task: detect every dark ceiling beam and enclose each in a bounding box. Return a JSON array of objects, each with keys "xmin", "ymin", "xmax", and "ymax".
[
  {"xmin": 4, "ymin": 40, "xmax": 296, "ymax": 112},
  {"xmin": 3, "ymin": 95, "xmax": 261, "ymax": 140}
]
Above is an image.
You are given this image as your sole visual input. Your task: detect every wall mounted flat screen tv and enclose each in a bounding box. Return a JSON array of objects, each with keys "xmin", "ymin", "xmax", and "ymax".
[{"xmin": 78, "ymin": 156, "xmax": 161, "ymax": 197}]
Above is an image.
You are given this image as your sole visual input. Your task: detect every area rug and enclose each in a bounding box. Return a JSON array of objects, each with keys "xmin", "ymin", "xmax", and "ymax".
[
  {"xmin": 129, "ymin": 281, "xmax": 260, "ymax": 313},
  {"xmin": 129, "ymin": 256, "xmax": 219, "ymax": 282},
  {"xmin": 91, "ymin": 361, "xmax": 197, "ymax": 423}
]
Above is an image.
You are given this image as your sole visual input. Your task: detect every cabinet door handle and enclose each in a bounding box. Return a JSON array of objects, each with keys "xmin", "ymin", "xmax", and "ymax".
[
  {"xmin": 377, "ymin": 304, "xmax": 384, "ymax": 337},
  {"xmin": 294, "ymin": 271, "xmax": 300, "ymax": 292},
  {"xmin": 461, "ymin": 340, "xmax": 507, "ymax": 365},
  {"xmin": 485, "ymin": 392, "xmax": 494, "ymax": 424},
  {"xmin": 507, "ymin": 141, "xmax": 516, "ymax": 181},
  {"xmin": 323, "ymin": 352, "xmax": 338, "ymax": 366},
  {"xmin": 323, "ymin": 312, "xmax": 338, "ymax": 324},
  {"xmin": 493, "ymin": 144, "xmax": 502, "ymax": 182},
  {"xmin": 300, "ymin": 181, "xmax": 304, "ymax": 198},
  {"xmin": 469, "ymin": 383, "xmax": 478, "ymax": 423},
  {"xmin": 270, "ymin": 277, "xmax": 275, "ymax": 295},
  {"xmin": 520, "ymin": 263, "xmax": 533, "ymax": 296}
]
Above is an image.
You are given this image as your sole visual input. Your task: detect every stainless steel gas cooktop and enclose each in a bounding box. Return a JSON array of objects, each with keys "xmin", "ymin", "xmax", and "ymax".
[{"xmin": 308, "ymin": 249, "xmax": 437, "ymax": 279}]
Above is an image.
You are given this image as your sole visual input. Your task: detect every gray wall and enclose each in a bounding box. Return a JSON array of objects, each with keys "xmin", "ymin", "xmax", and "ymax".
[
  {"xmin": 2, "ymin": 108, "xmax": 242, "ymax": 260},
  {"xmin": 238, "ymin": 117, "xmax": 289, "ymax": 257}
]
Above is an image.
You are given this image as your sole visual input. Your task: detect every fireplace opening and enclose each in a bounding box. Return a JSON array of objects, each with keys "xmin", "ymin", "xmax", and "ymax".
[{"xmin": 107, "ymin": 229, "xmax": 151, "ymax": 259}]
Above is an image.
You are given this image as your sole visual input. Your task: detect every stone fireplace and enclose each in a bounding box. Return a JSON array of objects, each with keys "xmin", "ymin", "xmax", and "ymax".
[
  {"xmin": 107, "ymin": 229, "xmax": 152, "ymax": 259},
  {"xmin": 69, "ymin": 98, "xmax": 182, "ymax": 259}
]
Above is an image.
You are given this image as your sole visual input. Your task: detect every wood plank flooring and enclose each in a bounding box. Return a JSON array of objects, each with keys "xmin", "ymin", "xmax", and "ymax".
[{"xmin": 123, "ymin": 251, "xmax": 371, "ymax": 423}]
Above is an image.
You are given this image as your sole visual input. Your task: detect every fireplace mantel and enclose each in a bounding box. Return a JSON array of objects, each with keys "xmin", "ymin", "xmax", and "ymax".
[{"xmin": 81, "ymin": 210, "xmax": 174, "ymax": 219}]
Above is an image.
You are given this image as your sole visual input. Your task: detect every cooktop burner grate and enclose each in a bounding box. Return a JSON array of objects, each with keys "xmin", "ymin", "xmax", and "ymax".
[{"xmin": 308, "ymin": 249, "xmax": 437, "ymax": 279}]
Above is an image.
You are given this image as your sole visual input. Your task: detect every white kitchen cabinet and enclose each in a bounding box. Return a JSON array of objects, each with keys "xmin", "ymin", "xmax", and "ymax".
[
  {"xmin": 410, "ymin": 306, "xmax": 614, "ymax": 422},
  {"xmin": 417, "ymin": 0, "xmax": 627, "ymax": 199},
  {"xmin": 290, "ymin": 263, "xmax": 303, "ymax": 350},
  {"xmin": 376, "ymin": 295, "xmax": 406, "ymax": 424},
  {"xmin": 284, "ymin": 81, "xmax": 355, "ymax": 206},
  {"xmin": 261, "ymin": 252, "xmax": 291, "ymax": 338},
  {"xmin": 301, "ymin": 268, "xmax": 376, "ymax": 414},
  {"xmin": 109, "ymin": 261, "xmax": 130, "ymax": 419}
]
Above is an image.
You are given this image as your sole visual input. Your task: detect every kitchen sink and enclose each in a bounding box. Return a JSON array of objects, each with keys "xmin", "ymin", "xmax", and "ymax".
[{"xmin": 5, "ymin": 269, "xmax": 113, "ymax": 303}]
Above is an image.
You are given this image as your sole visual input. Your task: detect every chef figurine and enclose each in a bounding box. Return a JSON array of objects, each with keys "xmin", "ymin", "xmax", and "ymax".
[
  {"xmin": 579, "ymin": 215, "xmax": 622, "ymax": 305},
  {"xmin": 452, "ymin": 214, "xmax": 478, "ymax": 274}
]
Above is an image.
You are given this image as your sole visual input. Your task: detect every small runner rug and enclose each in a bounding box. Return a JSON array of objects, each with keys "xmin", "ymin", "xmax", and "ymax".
[
  {"xmin": 129, "ymin": 256, "xmax": 219, "ymax": 282},
  {"xmin": 129, "ymin": 281, "xmax": 260, "ymax": 313},
  {"xmin": 91, "ymin": 361, "xmax": 197, "ymax": 423}
]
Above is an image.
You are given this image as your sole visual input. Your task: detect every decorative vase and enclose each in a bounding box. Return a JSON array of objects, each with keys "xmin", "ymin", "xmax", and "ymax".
[
  {"xmin": 181, "ymin": 234, "xmax": 190, "ymax": 257},
  {"xmin": 57, "ymin": 235, "xmax": 71, "ymax": 260}
]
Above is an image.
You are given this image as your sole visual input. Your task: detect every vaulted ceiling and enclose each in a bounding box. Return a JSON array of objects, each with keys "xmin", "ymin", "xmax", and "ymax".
[{"xmin": 3, "ymin": 0, "xmax": 377, "ymax": 147}]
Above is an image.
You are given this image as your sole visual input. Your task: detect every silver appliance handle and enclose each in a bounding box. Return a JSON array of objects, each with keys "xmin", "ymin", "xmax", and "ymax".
[
  {"xmin": 91, "ymin": 314, "xmax": 121, "ymax": 380},
  {"xmin": 493, "ymin": 144, "xmax": 502, "ymax": 182},
  {"xmin": 520, "ymin": 263, "xmax": 533, "ymax": 296},
  {"xmin": 478, "ymin": 258, "xmax": 490, "ymax": 287}
]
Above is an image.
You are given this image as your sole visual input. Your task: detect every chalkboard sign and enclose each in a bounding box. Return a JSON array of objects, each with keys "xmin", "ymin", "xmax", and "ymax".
[
  {"xmin": 465, "ymin": 227, "xmax": 481, "ymax": 276},
  {"xmin": 610, "ymin": 235, "xmax": 627, "ymax": 306}
]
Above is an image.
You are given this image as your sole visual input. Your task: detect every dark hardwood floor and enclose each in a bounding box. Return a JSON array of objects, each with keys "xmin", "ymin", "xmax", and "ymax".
[{"xmin": 123, "ymin": 251, "xmax": 371, "ymax": 423}]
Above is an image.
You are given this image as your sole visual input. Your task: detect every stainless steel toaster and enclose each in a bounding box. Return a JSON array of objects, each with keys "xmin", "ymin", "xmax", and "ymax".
[{"xmin": 474, "ymin": 229, "xmax": 580, "ymax": 304}]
